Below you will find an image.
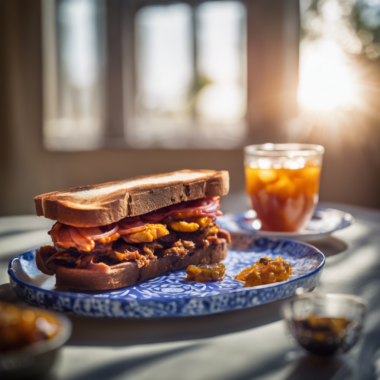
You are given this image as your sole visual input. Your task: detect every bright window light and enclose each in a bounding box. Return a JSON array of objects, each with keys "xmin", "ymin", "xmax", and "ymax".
[{"xmin": 298, "ymin": 39, "xmax": 359, "ymax": 111}]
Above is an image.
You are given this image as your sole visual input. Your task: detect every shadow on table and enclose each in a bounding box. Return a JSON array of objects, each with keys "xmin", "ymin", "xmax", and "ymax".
[
  {"xmin": 221, "ymin": 348, "xmax": 356, "ymax": 380},
  {"xmin": 62, "ymin": 343, "xmax": 202, "ymax": 380},
  {"xmin": 66, "ymin": 298, "xmax": 286, "ymax": 346},
  {"xmin": 222, "ymin": 353, "xmax": 350, "ymax": 380},
  {"xmin": 304, "ymin": 236, "xmax": 348, "ymax": 258},
  {"xmin": 284, "ymin": 355, "xmax": 352, "ymax": 380},
  {"xmin": 0, "ymin": 282, "xmax": 286, "ymax": 346}
]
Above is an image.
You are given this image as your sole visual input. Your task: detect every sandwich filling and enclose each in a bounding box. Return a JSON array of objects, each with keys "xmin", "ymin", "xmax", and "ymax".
[{"xmin": 38, "ymin": 197, "xmax": 231, "ymax": 272}]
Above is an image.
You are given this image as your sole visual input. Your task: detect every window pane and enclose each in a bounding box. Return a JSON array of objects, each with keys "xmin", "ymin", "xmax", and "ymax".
[
  {"xmin": 131, "ymin": 1, "xmax": 247, "ymax": 148},
  {"xmin": 136, "ymin": 4, "xmax": 193, "ymax": 114},
  {"xmin": 196, "ymin": 1, "xmax": 247, "ymax": 124},
  {"xmin": 43, "ymin": 0, "xmax": 105, "ymax": 150},
  {"xmin": 133, "ymin": 4, "xmax": 194, "ymax": 146},
  {"xmin": 43, "ymin": 0, "xmax": 247, "ymax": 150}
]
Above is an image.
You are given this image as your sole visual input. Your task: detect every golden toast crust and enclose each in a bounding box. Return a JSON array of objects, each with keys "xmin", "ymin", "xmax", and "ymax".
[{"xmin": 34, "ymin": 170, "xmax": 229, "ymax": 227}]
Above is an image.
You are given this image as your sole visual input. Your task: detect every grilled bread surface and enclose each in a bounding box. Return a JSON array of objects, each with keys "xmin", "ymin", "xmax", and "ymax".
[{"xmin": 34, "ymin": 170, "xmax": 229, "ymax": 227}]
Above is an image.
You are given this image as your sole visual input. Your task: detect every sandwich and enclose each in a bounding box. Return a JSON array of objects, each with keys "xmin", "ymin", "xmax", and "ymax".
[{"xmin": 34, "ymin": 170, "xmax": 231, "ymax": 290}]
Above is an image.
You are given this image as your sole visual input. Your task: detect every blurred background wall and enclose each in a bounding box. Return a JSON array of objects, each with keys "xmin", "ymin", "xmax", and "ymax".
[{"xmin": 0, "ymin": 0, "xmax": 379, "ymax": 216}]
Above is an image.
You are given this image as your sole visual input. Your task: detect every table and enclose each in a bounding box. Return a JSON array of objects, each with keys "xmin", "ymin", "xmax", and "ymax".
[{"xmin": 1, "ymin": 198, "xmax": 380, "ymax": 380}]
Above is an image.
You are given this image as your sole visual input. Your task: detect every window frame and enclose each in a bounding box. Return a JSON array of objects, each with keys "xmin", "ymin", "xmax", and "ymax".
[{"xmin": 42, "ymin": 0, "xmax": 299, "ymax": 151}]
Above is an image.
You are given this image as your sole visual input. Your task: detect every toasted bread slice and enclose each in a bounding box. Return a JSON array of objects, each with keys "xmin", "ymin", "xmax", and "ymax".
[
  {"xmin": 34, "ymin": 170, "xmax": 229, "ymax": 227},
  {"xmin": 36, "ymin": 243, "xmax": 227, "ymax": 291}
]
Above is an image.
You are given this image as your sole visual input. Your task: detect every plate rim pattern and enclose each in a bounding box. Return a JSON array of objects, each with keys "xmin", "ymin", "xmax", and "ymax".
[{"xmin": 8, "ymin": 236, "xmax": 325, "ymax": 318}]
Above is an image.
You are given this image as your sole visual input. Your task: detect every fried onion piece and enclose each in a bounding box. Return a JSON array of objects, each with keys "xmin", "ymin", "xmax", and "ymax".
[
  {"xmin": 207, "ymin": 224, "xmax": 220, "ymax": 236},
  {"xmin": 218, "ymin": 229, "xmax": 231, "ymax": 243},
  {"xmin": 163, "ymin": 246, "xmax": 188, "ymax": 258},
  {"xmin": 111, "ymin": 244, "xmax": 150, "ymax": 268},
  {"xmin": 162, "ymin": 239, "xmax": 196, "ymax": 258},
  {"xmin": 206, "ymin": 236, "xmax": 227, "ymax": 245},
  {"xmin": 142, "ymin": 242, "xmax": 163, "ymax": 259},
  {"xmin": 122, "ymin": 224, "xmax": 169, "ymax": 243},
  {"xmin": 173, "ymin": 240, "xmax": 196, "ymax": 249}
]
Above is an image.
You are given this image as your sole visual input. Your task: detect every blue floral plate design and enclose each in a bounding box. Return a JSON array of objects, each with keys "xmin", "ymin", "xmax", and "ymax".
[
  {"xmin": 217, "ymin": 206, "xmax": 354, "ymax": 241},
  {"xmin": 8, "ymin": 234, "xmax": 325, "ymax": 318}
]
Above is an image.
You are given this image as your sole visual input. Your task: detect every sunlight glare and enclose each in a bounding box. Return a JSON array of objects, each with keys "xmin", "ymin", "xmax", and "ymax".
[{"xmin": 298, "ymin": 39, "xmax": 359, "ymax": 111}]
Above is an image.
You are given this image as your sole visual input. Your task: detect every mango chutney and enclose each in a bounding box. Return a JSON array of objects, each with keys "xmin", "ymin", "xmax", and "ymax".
[
  {"xmin": 234, "ymin": 256, "xmax": 291, "ymax": 287},
  {"xmin": 185, "ymin": 263, "xmax": 226, "ymax": 282}
]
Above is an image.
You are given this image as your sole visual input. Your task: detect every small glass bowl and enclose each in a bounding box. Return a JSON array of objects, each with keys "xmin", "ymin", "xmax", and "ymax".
[{"xmin": 281, "ymin": 293, "xmax": 367, "ymax": 356}]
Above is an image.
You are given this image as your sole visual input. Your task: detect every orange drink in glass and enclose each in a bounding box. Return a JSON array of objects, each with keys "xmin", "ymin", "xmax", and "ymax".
[{"xmin": 244, "ymin": 144, "xmax": 324, "ymax": 232}]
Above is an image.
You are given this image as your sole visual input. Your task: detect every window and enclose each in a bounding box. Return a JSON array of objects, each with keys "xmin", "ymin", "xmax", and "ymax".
[
  {"xmin": 132, "ymin": 2, "xmax": 246, "ymax": 148},
  {"xmin": 43, "ymin": 0, "xmax": 247, "ymax": 150},
  {"xmin": 42, "ymin": 0, "xmax": 106, "ymax": 150},
  {"xmin": 290, "ymin": 0, "xmax": 380, "ymax": 146}
]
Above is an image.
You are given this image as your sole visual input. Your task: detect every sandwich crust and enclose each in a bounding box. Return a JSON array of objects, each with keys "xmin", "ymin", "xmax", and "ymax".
[
  {"xmin": 34, "ymin": 170, "xmax": 229, "ymax": 227},
  {"xmin": 36, "ymin": 243, "xmax": 227, "ymax": 291}
]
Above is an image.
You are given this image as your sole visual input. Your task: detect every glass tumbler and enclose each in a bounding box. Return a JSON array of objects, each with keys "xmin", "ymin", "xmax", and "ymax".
[
  {"xmin": 281, "ymin": 293, "xmax": 367, "ymax": 356},
  {"xmin": 244, "ymin": 143, "xmax": 324, "ymax": 232}
]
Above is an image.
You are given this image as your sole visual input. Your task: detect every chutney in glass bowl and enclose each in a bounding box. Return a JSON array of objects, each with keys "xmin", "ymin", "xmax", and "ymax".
[{"xmin": 281, "ymin": 293, "xmax": 367, "ymax": 356}]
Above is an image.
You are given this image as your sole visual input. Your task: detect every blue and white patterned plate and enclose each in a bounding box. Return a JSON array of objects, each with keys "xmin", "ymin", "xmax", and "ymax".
[
  {"xmin": 8, "ymin": 235, "xmax": 325, "ymax": 318},
  {"xmin": 217, "ymin": 206, "xmax": 354, "ymax": 241}
]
